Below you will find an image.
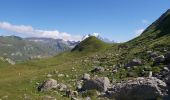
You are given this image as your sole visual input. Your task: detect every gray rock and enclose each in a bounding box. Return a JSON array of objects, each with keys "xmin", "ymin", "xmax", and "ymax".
[
  {"xmin": 154, "ymin": 55, "xmax": 165, "ymax": 64},
  {"xmin": 149, "ymin": 71, "xmax": 153, "ymax": 78},
  {"xmin": 66, "ymin": 89, "xmax": 79, "ymax": 98},
  {"xmin": 125, "ymin": 59, "xmax": 143, "ymax": 67},
  {"xmin": 47, "ymin": 74, "xmax": 52, "ymax": 78},
  {"xmin": 85, "ymin": 97, "xmax": 91, "ymax": 100},
  {"xmin": 164, "ymin": 67, "xmax": 169, "ymax": 72},
  {"xmin": 106, "ymin": 77, "xmax": 167, "ymax": 100},
  {"xmin": 91, "ymin": 67, "xmax": 105, "ymax": 73},
  {"xmin": 76, "ymin": 81, "xmax": 83, "ymax": 90},
  {"xmin": 165, "ymin": 52, "xmax": 170, "ymax": 63},
  {"xmin": 82, "ymin": 76, "xmax": 110, "ymax": 92},
  {"xmin": 38, "ymin": 78, "xmax": 58, "ymax": 91},
  {"xmin": 58, "ymin": 83, "xmax": 67, "ymax": 92},
  {"xmin": 82, "ymin": 73, "xmax": 90, "ymax": 80},
  {"xmin": 149, "ymin": 52, "xmax": 159, "ymax": 58}
]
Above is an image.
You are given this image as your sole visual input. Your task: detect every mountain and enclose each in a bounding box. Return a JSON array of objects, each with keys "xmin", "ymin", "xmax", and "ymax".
[
  {"xmin": 82, "ymin": 34, "xmax": 114, "ymax": 43},
  {"xmin": 0, "ymin": 9, "xmax": 170, "ymax": 100},
  {"xmin": 127, "ymin": 9, "xmax": 170, "ymax": 52},
  {"xmin": 72, "ymin": 36, "xmax": 111, "ymax": 53},
  {"xmin": 0, "ymin": 36, "xmax": 78, "ymax": 63}
]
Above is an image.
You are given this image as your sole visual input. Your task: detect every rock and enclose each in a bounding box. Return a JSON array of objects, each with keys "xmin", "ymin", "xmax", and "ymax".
[
  {"xmin": 106, "ymin": 77, "xmax": 167, "ymax": 100},
  {"xmin": 149, "ymin": 71, "xmax": 153, "ymax": 78},
  {"xmin": 154, "ymin": 55, "xmax": 165, "ymax": 64},
  {"xmin": 112, "ymin": 69, "xmax": 118, "ymax": 73},
  {"xmin": 164, "ymin": 67, "xmax": 169, "ymax": 72},
  {"xmin": 76, "ymin": 81, "xmax": 83, "ymax": 91},
  {"xmin": 82, "ymin": 73, "xmax": 90, "ymax": 80},
  {"xmin": 149, "ymin": 52, "xmax": 159, "ymax": 58},
  {"xmin": 167, "ymin": 64, "xmax": 170, "ymax": 69},
  {"xmin": 47, "ymin": 74, "xmax": 52, "ymax": 78},
  {"xmin": 165, "ymin": 52, "xmax": 170, "ymax": 63},
  {"xmin": 125, "ymin": 59, "xmax": 143, "ymax": 67},
  {"xmin": 91, "ymin": 67, "xmax": 105, "ymax": 73},
  {"xmin": 147, "ymin": 51, "xmax": 152, "ymax": 54},
  {"xmin": 66, "ymin": 89, "xmax": 72, "ymax": 98},
  {"xmin": 85, "ymin": 97, "xmax": 91, "ymax": 100},
  {"xmin": 38, "ymin": 78, "xmax": 58, "ymax": 91},
  {"xmin": 58, "ymin": 83, "xmax": 67, "ymax": 92},
  {"xmin": 58, "ymin": 74, "xmax": 64, "ymax": 77},
  {"xmin": 65, "ymin": 89, "xmax": 78, "ymax": 98},
  {"xmin": 82, "ymin": 76, "xmax": 110, "ymax": 92}
]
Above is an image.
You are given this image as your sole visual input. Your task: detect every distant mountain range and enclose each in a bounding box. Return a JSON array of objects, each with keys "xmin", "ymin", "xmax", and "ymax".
[{"xmin": 0, "ymin": 36, "xmax": 79, "ymax": 63}]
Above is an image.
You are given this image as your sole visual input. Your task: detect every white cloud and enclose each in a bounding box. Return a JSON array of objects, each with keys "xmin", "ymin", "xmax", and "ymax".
[
  {"xmin": 0, "ymin": 21, "xmax": 82, "ymax": 41},
  {"xmin": 92, "ymin": 33, "xmax": 99, "ymax": 37},
  {"xmin": 135, "ymin": 29, "xmax": 144, "ymax": 36},
  {"xmin": 142, "ymin": 19, "xmax": 148, "ymax": 24}
]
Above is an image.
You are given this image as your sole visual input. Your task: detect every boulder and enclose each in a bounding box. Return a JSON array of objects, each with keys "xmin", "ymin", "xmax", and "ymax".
[
  {"xmin": 154, "ymin": 55, "xmax": 165, "ymax": 64},
  {"xmin": 91, "ymin": 67, "xmax": 105, "ymax": 73},
  {"xmin": 38, "ymin": 78, "xmax": 58, "ymax": 91},
  {"xmin": 82, "ymin": 77, "xmax": 110, "ymax": 92},
  {"xmin": 82, "ymin": 73, "xmax": 90, "ymax": 80},
  {"xmin": 125, "ymin": 59, "xmax": 143, "ymax": 67},
  {"xmin": 106, "ymin": 77, "xmax": 167, "ymax": 100}
]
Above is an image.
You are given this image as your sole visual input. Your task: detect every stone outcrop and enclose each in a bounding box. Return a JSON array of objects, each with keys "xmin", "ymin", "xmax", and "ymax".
[
  {"xmin": 38, "ymin": 78, "xmax": 58, "ymax": 91},
  {"xmin": 82, "ymin": 76, "xmax": 110, "ymax": 92},
  {"xmin": 106, "ymin": 77, "xmax": 167, "ymax": 100},
  {"xmin": 125, "ymin": 59, "xmax": 143, "ymax": 67}
]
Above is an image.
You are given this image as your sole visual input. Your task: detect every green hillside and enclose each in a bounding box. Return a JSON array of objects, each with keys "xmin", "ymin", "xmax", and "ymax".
[
  {"xmin": 72, "ymin": 36, "xmax": 111, "ymax": 53},
  {"xmin": 0, "ymin": 9, "xmax": 169, "ymax": 100}
]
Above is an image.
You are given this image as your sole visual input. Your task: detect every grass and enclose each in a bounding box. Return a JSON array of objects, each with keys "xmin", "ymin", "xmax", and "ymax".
[{"xmin": 0, "ymin": 10, "xmax": 170, "ymax": 100}]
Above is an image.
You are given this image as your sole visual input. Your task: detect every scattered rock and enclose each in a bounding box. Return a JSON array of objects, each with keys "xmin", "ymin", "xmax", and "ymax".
[
  {"xmin": 106, "ymin": 77, "xmax": 167, "ymax": 100},
  {"xmin": 47, "ymin": 74, "xmax": 52, "ymax": 78},
  {"xmin": 65, "ymin": 89, "xmax": 78, "ymax": 98},
  {"xmin": 125, "ymin": 59, "xmax": 143, "ymax": 67},
  {"xmin": 82, "ymin": 73, "xmax": 90, "ymax": 80},
  {"xmin": 154, "ymin": 55, "xmax": 165, "ymax": 64},
  {"xmin": 149, "ymin": 71, "xmax": 153, "ymax": 77},
  {"xmin": 85, "ymin": 97, "xmax": 91, "ymax": 100},
  {"xmin": 58, "ymin": 74, "xmax": 64, "ymax": 77},
  {"xmin": 149, "ymin": 52, "xmax": 159, "ymax": 58},
  {"xmin": 112, "ymin": 69, "xmax": 118, "ymax": 73},
  {"xmin": 91, "ymin": 67, "xmax": 105, "ymax": 73},
  {"xmin": 38, "ymin": 78, "xmax": 58, "ymax": 91},
  {"xmin": 82, "ymin": 76, "xmax": 110, "ymax": 92},
  {"xmin": 58, "ymin": 83, "xmax": 67, "ymax": 92},
  {"xmin": 76, "ymin": 81, "xmax": 83, "ymax": 91},
  {"xmin": 165, "ymin": 52, "xmax": 170, "ymax": 63},
  {"xmin": 164, "ymin": 67, "xmax": 169, "ymax": 72}
]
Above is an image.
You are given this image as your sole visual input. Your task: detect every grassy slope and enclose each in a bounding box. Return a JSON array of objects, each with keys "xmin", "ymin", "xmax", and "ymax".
[{"xmin": 0, "ymin": 10, "xmax": 169, "ymax": 100}]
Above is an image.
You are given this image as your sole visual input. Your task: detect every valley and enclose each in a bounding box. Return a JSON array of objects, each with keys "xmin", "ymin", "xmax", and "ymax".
[{"xmin": 0, "ymin": 6, "xmax": 170, "ymax": 100}]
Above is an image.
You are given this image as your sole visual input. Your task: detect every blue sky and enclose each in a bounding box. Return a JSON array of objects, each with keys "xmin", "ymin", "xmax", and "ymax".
[{"xmin": 0, "ymin": 0, "xmax": 169, "ymax": 42}]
